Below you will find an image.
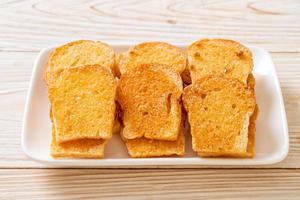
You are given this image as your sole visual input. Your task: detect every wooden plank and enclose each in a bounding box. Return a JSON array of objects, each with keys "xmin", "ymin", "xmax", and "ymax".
[
  {"xmin": 0, "ymin": 51, "xmax": 299, "ymax": 168},
  {"xmin": 0, "ymin": 169, "xmax": 299, "ymax": 199},
  {"xmin": 0, "ymin": 0, "xmax": 299, "ymax": 52}
]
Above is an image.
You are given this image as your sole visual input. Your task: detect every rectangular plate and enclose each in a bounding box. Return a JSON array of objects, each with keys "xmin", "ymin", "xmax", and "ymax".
[{"xmin": 22, "ymin": 43, "xmax": 289, "ymax": 167}]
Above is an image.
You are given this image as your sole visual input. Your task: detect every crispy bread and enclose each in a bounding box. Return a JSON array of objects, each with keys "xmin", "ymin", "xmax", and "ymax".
[
  {"xmin": 117, "ymin": 64, "xmax": 183, "ymax": 141},
  {"xmin": 124, "ymin": 115, "xmax": 185, "ymax": 158},
  {"xmin": 118, "ymin": 42, "xmax": 187, "ymax": 75},
  {"xmin": 49, "ymin": 65, "xmax": 116, "ymax": 143},
  {"xmin": 45, "ymin": 40, "xmax": 115, "ymax": 85},
  {"xmin": 51, "ymin": 127, "xmax": 106, "ymax": 159},
  {"xmin": 246, "ymin": 104, "xmax": 259, "ymax": 157},
  {"xmin": 49, "ymin": 111, "xmax": 106, "ymax": 158},
  {"xmin": 246, "ymin": 73, "xmax": 258, "ymax": 157},
  {"xmin": 196, "ymin": 105, "xmax": 259, "ymax": 158},
  {"xmin": 187, "ymin": 39, "xmax": 253, "ymax": 84},
  {"xmin": 51, "ymin": 105, "xmax": 120, "ymax": 135},
  {"xmin": 183, "ymin": 76, "xmax": 256, "ymax": 157}
]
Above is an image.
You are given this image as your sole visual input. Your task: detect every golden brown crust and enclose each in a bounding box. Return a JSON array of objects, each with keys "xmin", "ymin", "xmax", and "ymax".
[
  {"xmin": 245, "ymin": 104, "xmax": 259, "ymax": 158},
  {"xmin": 181, "ymin": 67, "xmax": 192, "ymax": 85},
  {"xmin": 49, "ymin": 111, "xmax": 107, "ymax": 159},
  {"xmin": 245, "ymin": 73, "xmax": 257, "ymax": 157},
  {"xmin": 44, "ymin": 40, "xmax": 115, "ymax": 85},
  {"xmin": 247, "ymin": 73, "xmax": 256, "ymax": 91},
  {"xmin": 124, "ymin": 115, "xmax": 185, "ymax": 158},
  {"xmin": 118, "ymin": 41, "xmax": 187, "ymax": 75},
  {"xmin": 198, "ymin": 104, "xmax": 258, "ymax": 158},
  {"xmin": 197, "ymin": 74, "xmax": 258, "ymax": 158},
  {"xmin": 49, "ymin": 65, "xmax": 116, "ymax": 143},
  {"xmin": 183, "ymin": 76, "xmax": 256, "ymax": 157},
  {"xmin": 51, "ymin": 127, "xmax": 107, "ymax": 159},
  {"xmin": 46, "ymin": 38, "xmax": 259, "ymax": 159},
  {"xmin": 187, "ymin": 38, "xmax": 253, "ymax": 84},
  {"xmin": 117, "ymin": 64, "xmax": 183, "ymax": 141}
]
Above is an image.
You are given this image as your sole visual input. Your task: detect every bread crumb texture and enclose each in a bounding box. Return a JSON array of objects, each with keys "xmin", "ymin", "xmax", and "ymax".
[
  {"xmin": 246, "ymin": 104, "xmax": 259, "ymax": 157},
  {"xmin": 49, "ymin": 65, "xmax": 116, "ymax": 143},
  {"xmin": 187, "ymin": 39, "xmax": 253, "ymax": 84},
  {"xmin": 51, "ymin": 127, "xmax": 106, "ymax": 159},
  {"xmin": 124, "ymin": 116, "xmax": 185, "ymax": 158},
  {"xmin": 119, "ymin": 41, "xmax": 187, "ymax": 75},
  {"xmin": 183, "ymin": 76, "xmax": 255, "ymax": 157},
  {"xmin": 45, "ymin": 40, "xmax": 115, "ymax": 84},
  {"xmin": 117, "ymin": 64, "xmax": 183, "ymax": 141}
]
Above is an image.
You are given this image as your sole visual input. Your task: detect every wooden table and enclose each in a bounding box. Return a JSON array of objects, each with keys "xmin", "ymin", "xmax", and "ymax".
[{"xmin": 1, "ymin": 0, "xmax": 300, "ymax": 199}]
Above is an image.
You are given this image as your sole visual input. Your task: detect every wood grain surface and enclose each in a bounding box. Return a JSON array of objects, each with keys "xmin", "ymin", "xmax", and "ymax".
[
  {"xmin": 0, "ymin": 0, "xmax": 300, "ymax": 199},
  {"xmin": 0, "ymin": 169, "xmax": 300, "ymax": 200}
]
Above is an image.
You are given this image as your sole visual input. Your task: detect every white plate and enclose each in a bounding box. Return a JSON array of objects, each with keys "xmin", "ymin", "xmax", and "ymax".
[{"xmin": 22, "ymin": 43, "xmax": 289, "ymax": 167}]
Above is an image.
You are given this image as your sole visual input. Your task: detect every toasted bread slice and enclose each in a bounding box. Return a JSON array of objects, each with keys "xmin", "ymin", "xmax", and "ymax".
[
  {"xmin": 50, "ymin": 105, "xmax": 120, "ymax": 135},
  {"xmin": 118, "ymin": 42, "xmax": 187, "ymax": 75},
  {"xmin": 51, "ymin": 127, "xmax": 107, "ymax": 159},
  {"xmin": 196, "ymin": 105, "xmax": 259, "ymax": 158},
  {"xmin": 49, "ymin": 65, "xmax": 116, "ymax": 143},
  {"xmin": 45, "ymin": 40, "xmax": 115, "ymax": 85},
  {"xmin": 117, "ymin": 64, "xmax": 183, "ymax": 141},
  {"xmin": 245, "ymin": 104, "xmax": 259, "ymax": 157},
  {"xmin": 183, "ymin": 76, "xmax": 256, "ymax": 157},
  {"xmin": 124, "ymin": 115, "xmax": 185, "ymax": 158},
  {"xmin": 187, "ymin": 39, "xmax": 253, "ymax": 84},
  {"xmin": 245, "ymin": 73, "xmax": 258, "ymax": 157},
  {"xmin": 49, "ymin": 111, "xmax": 106, "ymax": 158}
]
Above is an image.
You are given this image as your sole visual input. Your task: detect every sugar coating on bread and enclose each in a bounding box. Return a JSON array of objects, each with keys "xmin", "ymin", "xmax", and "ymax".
[
  {"xmin": 124, "ymin": 116, "xmax": 185, "ymax": 158},
  {"xmin": 183, "ymin": 76, "xmax": 256, "ymax": 157},
  {"xmin": 118, "ymin": 42, "xmax": 187, "ymax": 75},
  {"xmin": 49, "ymin": 65, "xmax": 116, "ymax": 143},
  {"xmin": 45, "ymin": 40, "xmax": 115, "ymax": 84},
  {"xmin": 51, "ymin": 127, "xmax": 106, "ymax": 158},
  {"xmin": 117, "ymin": 64, "xmax": 183, "ymax": 141},
  {"xmin": 187, "ymin": 39, "xmax": 253, "ymax": 84}
]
